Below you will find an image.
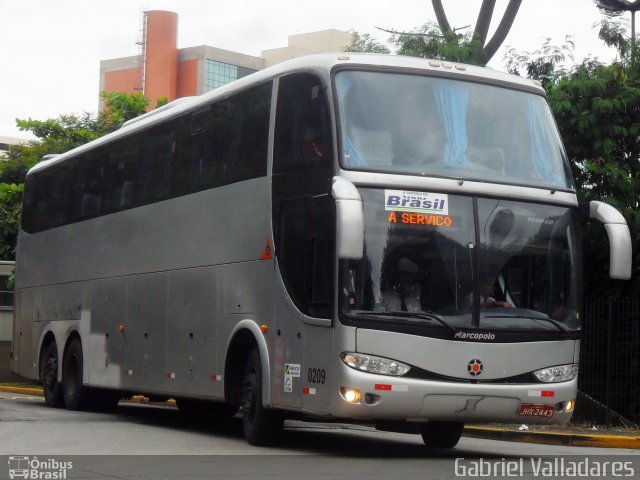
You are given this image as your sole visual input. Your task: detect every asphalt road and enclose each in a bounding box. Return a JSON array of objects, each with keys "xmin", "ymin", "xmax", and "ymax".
[{"xmin": 0, "ymin": 394, "xmax": 638, "ymax": 480}]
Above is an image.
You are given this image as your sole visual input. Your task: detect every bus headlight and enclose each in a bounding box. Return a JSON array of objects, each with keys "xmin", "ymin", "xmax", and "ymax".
[
  {"xmin": 341, "ymin": 352, "xmax": 410, "ymax": 376},
  {"xmin": 533, "ymin": 364, "xmax": 579, "ymax": 383}
]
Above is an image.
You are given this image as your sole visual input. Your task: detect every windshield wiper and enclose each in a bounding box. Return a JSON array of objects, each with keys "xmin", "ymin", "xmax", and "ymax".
[
  {"xmin": 483, "ymin": 314, "xmax": 571, "ymax": 334},
  {"xmin": 354, "ymin": 311, "xmax": 457, "ymax": 334}
]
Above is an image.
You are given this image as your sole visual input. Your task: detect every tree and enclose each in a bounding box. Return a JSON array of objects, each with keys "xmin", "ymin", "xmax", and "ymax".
[
  {"xmin": 344, "ymin": 31, "xmax": 391, "ymax": 54},
  {"xmin": 549, "ymin": 60, "xmax": 640, "ymax": 295},
  {"xmin": 362, "ymin": 0, "xmax": 523, "ymax": 65},
  {"xmin": 506, "ymin": 20, "xmax": 640, "ymax": 296},
  {"xmin": 431, "ymin": 0, "xmax": 523, "ymax": 64},
  {"xmin": 504, "ymin": 36, "xmax": 575, "ymax": 88},
  {"xmin": 388, "ymin": 21, "xmax": 482, "ymax": 63},
  {"xmin": 100, "ymin": 91, "xmax": 168, "ymax": 129},
  {"xmin": 0, "ymin": 183, "xmax": 23, "ymax": 260}
]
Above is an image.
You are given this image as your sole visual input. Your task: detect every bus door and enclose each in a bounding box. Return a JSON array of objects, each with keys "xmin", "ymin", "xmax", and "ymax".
[{"xmin": 272, "ymin": 73, "xmax": 335, "ymax": 411}]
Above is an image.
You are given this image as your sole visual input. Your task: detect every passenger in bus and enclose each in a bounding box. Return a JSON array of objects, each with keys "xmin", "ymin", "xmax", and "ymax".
[
  {"xmin": 301, "ymin": 126, "xmax": 324, "ymax": 162},
  {"xmin": 378, "ymin": 257, "xmax": 423, "ymax": 312}
]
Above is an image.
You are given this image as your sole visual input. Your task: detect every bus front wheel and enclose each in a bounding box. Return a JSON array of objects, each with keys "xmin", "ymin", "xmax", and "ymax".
[
  {"xmin": 240, "ymin": 348, "xmax": 283, "ymax": 445},
  {"xmin": 420, "ymin": 421, "xmax": 464, "ymax": 448},
  {"xmin": 40, "ymin": 341, "xmax": 64, "ymax": 408}
]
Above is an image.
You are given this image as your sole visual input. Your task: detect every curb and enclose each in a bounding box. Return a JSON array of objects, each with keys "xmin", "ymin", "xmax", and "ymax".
[
  {"xmin": 1, "ymin": 386, "xmax": 637, "ymax": 449},
  {"xmin": 464, "ymin": 426, "xmax": 640, "ymax": 450},
  {"xmin": 0, "ymin": 386, "xmax": 177, "ymax": 406},
  {"xmin": 0, "ymin": 385, "xmax": 43, "ymax": 396}
]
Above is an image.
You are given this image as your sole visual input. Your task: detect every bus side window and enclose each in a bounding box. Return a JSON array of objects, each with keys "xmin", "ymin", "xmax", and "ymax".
[
  {"xmin": 136, "ymin": 122, "xmax": 176, "ymax": 204},
  {"xmin": 213, "ymin": 82, "xmax": 271, "ymax": 186},
  {"xmin": 22, "ymin": 173, "xmax": 48, "ymax": 233},
  {"xmin": 274, "ymin": 73, "xmax": 333, "ymax": 173},
  {"xmin": 68, "ymin": 153, "xmax": 104, "ymax": 221},
  {"xmin": 277, "ymin": 195, "xmax": 334, "ymax": 319}
]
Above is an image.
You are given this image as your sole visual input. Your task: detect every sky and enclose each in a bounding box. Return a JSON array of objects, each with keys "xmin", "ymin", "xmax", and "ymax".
[{"xmin": 0, "ymin": 0, "xmax": 624, "ymax": 139}]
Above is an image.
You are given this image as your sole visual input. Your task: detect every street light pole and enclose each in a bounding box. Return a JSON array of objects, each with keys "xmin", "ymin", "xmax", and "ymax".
[{"xmin": 594, "ymin": 0, "xmax": 640, "ymax": 66}]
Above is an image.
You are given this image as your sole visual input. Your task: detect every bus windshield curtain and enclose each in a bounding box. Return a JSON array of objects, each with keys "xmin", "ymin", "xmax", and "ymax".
[
  {"xmin": 434, "ymin": 82, "xmax": 469, "ymax": 168},
  {"xmin": 336, "ymin": 74, "xmax": 361, "ymax": 167},
  {"xmin": 527, "ymin": 97, "xmax": 563, "ymax": 185}
]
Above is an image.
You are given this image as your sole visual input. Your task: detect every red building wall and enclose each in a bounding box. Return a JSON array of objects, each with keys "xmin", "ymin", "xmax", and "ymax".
[
  {"xmin": 144, "ymin": 10, "xmax": 178, "ymax": 102},
  {"xmin": 177, "ymin": 59, "xmax": 199, "ymax": 97}
]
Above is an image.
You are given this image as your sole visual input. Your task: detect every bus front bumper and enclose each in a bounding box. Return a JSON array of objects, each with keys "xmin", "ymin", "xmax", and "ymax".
[{"xmin": 329, "ymin": 366, "xmax": 576, "ymax": 425}]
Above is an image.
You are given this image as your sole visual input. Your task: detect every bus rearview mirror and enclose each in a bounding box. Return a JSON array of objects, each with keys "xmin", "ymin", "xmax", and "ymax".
[
  {"xmin": 582, "ymin": 201, "xmax": 632, "ymax": 280},
  {"xmin": 332, "ymin": 177, "xmax": 364, "ymax": 260}
]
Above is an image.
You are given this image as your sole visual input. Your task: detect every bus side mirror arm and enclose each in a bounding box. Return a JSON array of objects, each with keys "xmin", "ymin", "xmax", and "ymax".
[
  {"xmin": 580, "ymin": 200, "xmax": 632, "ymax": 280},
  {"xmin": 332, "ymin": 177, "xmax": 364, "ymax": 260}
]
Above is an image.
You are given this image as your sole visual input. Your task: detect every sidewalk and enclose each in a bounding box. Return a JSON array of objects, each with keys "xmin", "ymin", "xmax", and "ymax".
[
  {"xmin": 1, "ymin": 384, "xmax": 638, "ymax": 449},
  {"xmin": 463, "ymin": 425, "xmax": 640, "ymax": 450}
]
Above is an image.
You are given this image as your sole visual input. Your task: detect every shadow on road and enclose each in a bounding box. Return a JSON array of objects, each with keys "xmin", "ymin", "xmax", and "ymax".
[{"xmin": 95, "ymin": 402, "xmax": 514, "ymax": 458}]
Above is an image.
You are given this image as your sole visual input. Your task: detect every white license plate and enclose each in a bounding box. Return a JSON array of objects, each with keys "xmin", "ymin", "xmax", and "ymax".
[{"xmin": 518, "ymin": 404, "xmax": 555, "ymax": 418}]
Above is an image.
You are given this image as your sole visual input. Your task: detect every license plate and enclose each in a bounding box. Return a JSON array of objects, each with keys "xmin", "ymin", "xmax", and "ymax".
[{"xmin": 518, "ymin": 404, "xmax": 555, "ymax": 418}]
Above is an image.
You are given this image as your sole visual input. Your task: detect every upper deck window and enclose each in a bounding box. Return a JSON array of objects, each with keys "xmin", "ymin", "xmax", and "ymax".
[{"xmin": 335, "ymin": 70, "xmax": 573, "ymax": 191}]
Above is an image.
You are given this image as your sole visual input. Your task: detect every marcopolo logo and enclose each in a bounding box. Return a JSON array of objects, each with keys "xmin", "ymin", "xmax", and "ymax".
[
  {"xmin": 454, "ymin": 331, "xmax": 496, "ymax": 341},
  {"xmin": 385, "ymin": 190, "xmax": 449, "ymax": 215},
  {"xmin": 8, "ymin": 456, "xmax": 72, "ymax": 479}
]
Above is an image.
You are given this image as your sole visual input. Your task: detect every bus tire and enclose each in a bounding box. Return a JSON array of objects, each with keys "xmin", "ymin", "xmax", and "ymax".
[
  {"xmin": 62, "ymin": 338, "xmax": 89, "ymax": 411},
  {"xmin": 40, "ymin": 341, "xmax": 64, "ymax": 408},
  {"xmin": 420, "ymin": 421, "xmax": 464, "ymax": 449},
  {"xmin": 240, "ymin": 348, "xmax": 283, "ymax": 445}
]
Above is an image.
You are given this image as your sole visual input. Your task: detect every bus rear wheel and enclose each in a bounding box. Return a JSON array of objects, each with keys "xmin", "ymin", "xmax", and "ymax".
[
  {"xmin": 62, "ymin": 338, "xmax": 90, "ymax": 410},
  {"xmin": 240, "ymin": 348, "xmax": 283, "ymax": 445},
  {"xmin": 420, "ymin": 421, "xmax": 464, "ymax": 449},
  {"xmin": 40, "ymin": 341, "xmax": 64, "ymax": 408}
]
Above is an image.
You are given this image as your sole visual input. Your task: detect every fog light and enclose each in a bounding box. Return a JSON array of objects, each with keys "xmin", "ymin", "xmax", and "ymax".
[
  {"xmin": 565, "ymin": 399, "xmax": 575, "ymax": 412},
  {"xmin": 340, "ymin": 387, "xmax": 362, "ymax": 404}
]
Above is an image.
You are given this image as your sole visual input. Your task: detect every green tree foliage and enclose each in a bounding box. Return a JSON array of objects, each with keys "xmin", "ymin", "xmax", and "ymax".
[
  {"xmin": 0, "ymin": 183, "xmax": 23, "ymax": 260},
  {"xmin": 389, "ymin": 22, "xmax": 483, "ymax": 64},
  {"xmin": 348, "ymin": 0, "xmax": 523, "ymax": 65},
  {"xmin": 0, "ymin": 91, "xmax": 161, "ymax": 260},
  {"xmin": 550, "ymin": 60, "xmax": 640, "ymax": 295},
  {"xmin": 504, "ymin": 36, "xmax": 575, "ymax": 88},
  {"xmin": 506, "ymin": 20, "xmax": 640, "ymax": 296},
  {"xmin": 344, "ymin": 31, "xmax": 391, "ymax": 54}
]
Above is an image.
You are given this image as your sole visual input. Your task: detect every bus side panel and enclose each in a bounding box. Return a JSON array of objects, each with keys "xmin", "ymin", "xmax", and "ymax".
[
  {"xmin": 12, "ymin": 288, "xmax": 36, "ymax": 380},
  {"xmin": 123, "ymin": 272, "xmax": 168, "ymax": 392},
  {"xmin": 166, "ymin": 266, "xmax": 220, "ymax": 398},
  {"xmin": 87, "ymin": 278, "xmax": 127, "ymax": 387},
  {"xmin": 302, "ymin": 321, "xmax": 333, "ymax": 414},
  {"xmin": 271, "ymin": 270, "xmax": 304, "ymax": 410}
]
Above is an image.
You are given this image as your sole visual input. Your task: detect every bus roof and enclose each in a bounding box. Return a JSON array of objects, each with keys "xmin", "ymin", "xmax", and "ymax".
[{"xmin": 28, "ymin": 53, "xmax": 543, "ymax": 176}]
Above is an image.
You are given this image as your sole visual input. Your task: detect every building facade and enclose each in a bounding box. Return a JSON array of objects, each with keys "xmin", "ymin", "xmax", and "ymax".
[
  {"xmin": 0, "ymin": 135, "xmax": 27, "ymax": 158},
  {"xmin": 99, "ymin": 10, "xmax": 353, "ymax": 104}
]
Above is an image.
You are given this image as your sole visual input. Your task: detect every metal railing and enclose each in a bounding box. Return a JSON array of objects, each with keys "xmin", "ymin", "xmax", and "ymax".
[
  {"xmin": 575, "ymin": 297, "xmax": 640, "ymax": 426},
  {"xmin": 0, "ymin": 290, "xmax": 13, "ymax": 308}
]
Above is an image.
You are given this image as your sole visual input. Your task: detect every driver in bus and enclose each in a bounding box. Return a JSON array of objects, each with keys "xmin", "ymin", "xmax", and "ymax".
[
  {"xmin": 379, "ymin": 257, "xmax": 423, "ymax": 312},
  {"xmin": 467, "ymin": 275, "xmax": 513, "ymax": 309}
]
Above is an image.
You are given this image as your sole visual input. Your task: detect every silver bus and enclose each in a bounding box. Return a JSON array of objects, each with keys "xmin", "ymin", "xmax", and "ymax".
[{"xmin": 12, "ymin": 54, "xmax": 632, "ymax": 447}]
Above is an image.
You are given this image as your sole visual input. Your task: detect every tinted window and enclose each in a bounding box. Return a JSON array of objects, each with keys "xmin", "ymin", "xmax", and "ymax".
[
  {"xmin": 276, "ymin": 195, "xmax": 334, "ymax": 319},
  {"xmin": 21, "ymin": 82, "xmax": 273, "ymax": 233},
  {"xmin": 274, "ymin": 74, "xmax": 332, "ymax": 173},
  {"xmin": 213, "ymin": 82, "xmax": 271, "ymax": 184}
]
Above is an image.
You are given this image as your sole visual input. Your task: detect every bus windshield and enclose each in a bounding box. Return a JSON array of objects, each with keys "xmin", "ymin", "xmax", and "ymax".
[
  {"xmin": 340, "ymin": 189, "xmax": 582, "ymax": 335},
  {"xmin": 335, "ymin": 70, "xmax": 573, "ymax": 191}
]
